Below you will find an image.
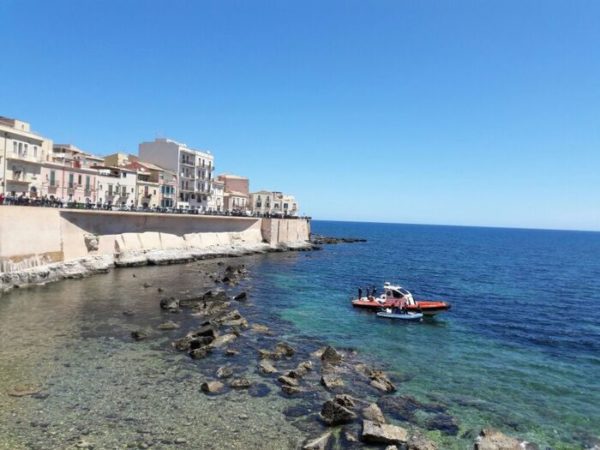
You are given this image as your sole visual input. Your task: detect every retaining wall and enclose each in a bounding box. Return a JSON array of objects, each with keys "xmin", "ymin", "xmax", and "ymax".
[{"xmin": 0, "ymin": 206, "xmax": 310, "ymax": 272}]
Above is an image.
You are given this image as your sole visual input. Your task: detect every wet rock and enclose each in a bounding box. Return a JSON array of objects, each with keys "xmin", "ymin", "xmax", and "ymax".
[
  {"xmin": 361, "ymin": 420, "xmax": 408, "ymax": 445},
  {"xmin": 425, "ymin": 413, "xmax": 459, "ymax": 435},
  {"xmin": 122, "ymin": 310, "xmax": 135, "ymax": 316},
  {"xmin": 200, "ymin": 381, "xmax": 224, "ymax": 394},
  {"xmin": 321, "ymin": 374, "xmax": 344, "ymax": 390},
  {"xmin": 407, "ymin": 432, "xmax": 438, "ymax": 450},
  {"xmin": 251, "ymin": 324, "xmax": 270, "ymax": 334},
  {"xmin": 281, "ymin": 385, "xmax": 303, "ymax": 395},
  {"xmin": 278, "ymin": 375, "xmax": 300, "ymax": 387},
  {"xmin": 209, "ymin": 333, "xmax": 237, "ymax": 348},
  {"xmin": 225, "ymin": 348, "xmax": 239, "ymax": 356},
  {"xmin": 7, "ymin": 385, "xmax": 42, "ymax": 397},
  {"xmin": 143, "ymin": 282, "xmax": 152, "ymax": 288},
  {"xmin": 343, "ymin": 430, "xmax": 359, "ymax": 443},
  {"xmin": 385, "ymin": 446, "xmax": 399, "ymax": 450},
  {"xmin": 222, "ymin": 317, "xmax": 249, "ymax": 328},
  {"xmin": 258, "ymin": 359, "xmax": 278, "ymax": 375},
  {"xmin": 216, "ymin": 366, "xmax": 233, "ymax": 379},
  {"xmin": 172, "ymin": 335, "xmax": 214, "ymax": 352},
  {"xmin": 320, "ymin": 395, "xmax": 357, "ymax": 426},
  {"xmin": 321, "ymin": 346, "xmax": 343, "ymax": 365},
  {"xmin": 289, "ymin": 361, "xmax": 313, "ymax": 378},
  {"xmin": 189, "ymin": 347, "xmax": 212, "ymax": 359},
  {"xmin": 131, "ymin": 329, "xmax": 150, "ymax": 341},
  {"xmin": 362, "ymin": 403, "xmax": 386, "ymax": 424},
  {"xmin": 193, "ymin": 323, "xmax": 219, "ymax": 339},
  {"xmin": 174, "ymin": 437, "xmax": 187, "ymax": 445},
  {"xmin": 233, "ymin": 292, "xmax": 248, "ymax": 301},
  {"xmin": 275, "ymin": 342, "xmax": 295, "ymax": 357},
  {"xmin": 356, "ymin": 364, "xmax": 396, "ymax": 392},
  {"xmin": 157, "ymin": 287, "xmax": 164, "ymax": 293},
  {"xmin": 75, "ymin": 439, "xmax": 94, "ymax": 449},
  {"xmin": 160, "ymin": 297, "xmax": 179, "ymax": 311},
  {"xmin": 302, "ymin": 431, "xmax": 332, "ymax": 450},
  {"xmin": 157, "ymin": 321, "xmax": 180, "ymax": 331},
  {"xmin": 230, "ymin": 378, "xmax": 251, "ymax": 389},
  {"xmin": 474, "ymin": 428, "xmax": 536, "ymax": 450}
]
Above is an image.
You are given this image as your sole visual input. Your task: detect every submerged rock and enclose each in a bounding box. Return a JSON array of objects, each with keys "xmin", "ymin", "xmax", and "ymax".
[
  {"xmin": 131, "ymin": 329, "xmax": 150, "ymax": 341},
  {"xmin": 361, "ymin": 420, "xmax": 408, "ymax": 445},
  {"xmin": 7, "ymin": 385, "xmax": 42, "ymax": 397},
  {"xmin": 321, "ymin": 374, "xmax": 344, "ymax": 390},
  {"xmin": 216, "ymin": 366, "xmax": 233, "ymax": 379},
  {"xmin": 233, "ymin": 292, "xmax": 248, "ymax": 301},
  {"xmin": 159, "ymin": 297, "xmax": 180, "ymax": 312},
  {"xmin": 407, "ymin": 432, "xmax": 438, "ymax": 450},
  {"xmin": 474, "ymin": 428, "xmax": 538, "ymax": 450},
  {"xmin": 157, "ymin": 321, "xmax": 180, "ymax": 330},
  {"xmin": 302, "ymin": 431, "xmax": 332, "ymax": 450},
  {"xmin": 251, "ymin": 323, "xmax": 271, "ymax": 334},
  {"xmin": 230, "ymin": 378, "xmax": 251, "ymax": 389},
  {"xmin": 425, "ymin": 413, "xmax": 459, "ymax": 436}
]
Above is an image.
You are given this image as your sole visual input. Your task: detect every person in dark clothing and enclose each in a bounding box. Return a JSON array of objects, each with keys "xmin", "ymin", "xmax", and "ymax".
[{"xmin": 358, "ymin": 288, "xmax": 363, "ymax": 300}]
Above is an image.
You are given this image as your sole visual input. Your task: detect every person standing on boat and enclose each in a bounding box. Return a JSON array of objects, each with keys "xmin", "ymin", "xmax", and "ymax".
[{"xmin": 358, "ymin": 287, "xmax": 363, "ymax": 300}]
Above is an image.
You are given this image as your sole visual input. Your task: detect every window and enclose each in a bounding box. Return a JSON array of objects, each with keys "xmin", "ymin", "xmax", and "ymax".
[
  {"xmin": 49, "ymin": 170, "xmax": 56, "ymax": 187},
  {"xmin": 68, "ymin": 173, "xmax": 74, "ymax": 188},
  {"xmin": 122, "ymin": 186, "xmax": 127, "ymax": 196},
  {"xmin": 33, "ymin": 146, "xmax": 38, "ymax": 158},
  {"xmin": 108, "ymin": 184, "xmax": 113, "ymax": 196},
  {"xmin": 13, "ymin": 142, "xmax": 17, "ymax": 154},
  {"xmin": 23, "ymin": 144, "xmax": 28, "ymax": 157},
  {"xmin": 85, "ymin": 176, "xmax": 91, "ymax": 190},
  {"xmin": 18, "ymin": 142, "xmax": 22, "ymax": 155},
  {"xmin": 78, "ymin": 175, "xmax": 82, "ymax": 185}
]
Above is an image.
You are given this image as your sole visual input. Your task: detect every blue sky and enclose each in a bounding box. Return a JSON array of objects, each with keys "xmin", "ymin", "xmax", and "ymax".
[{"xmin": 1, "ymin": 1, "xmax": 599, "ymax": 230}]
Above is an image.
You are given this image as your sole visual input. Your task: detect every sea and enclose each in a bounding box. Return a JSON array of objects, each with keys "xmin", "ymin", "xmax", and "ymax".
[{"xmin": 0, "ymin": 220, "xmax": 598, "ymax": 449}]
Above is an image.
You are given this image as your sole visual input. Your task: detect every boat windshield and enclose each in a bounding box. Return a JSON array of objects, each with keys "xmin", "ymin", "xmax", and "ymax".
[{"xmin": 391, "ymin": 290, "xmax": 405, "ymax": 299}]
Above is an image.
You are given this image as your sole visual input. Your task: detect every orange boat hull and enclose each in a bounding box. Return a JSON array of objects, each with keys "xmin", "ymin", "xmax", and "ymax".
[{"xmin": 352, "ymin": 299, "xmax": 451, "ymax": 316}]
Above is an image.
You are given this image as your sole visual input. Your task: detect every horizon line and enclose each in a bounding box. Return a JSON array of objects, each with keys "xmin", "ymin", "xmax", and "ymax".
[{"xmin": 309, "ymin": 218, "xmax": 600, "ymax": 234}]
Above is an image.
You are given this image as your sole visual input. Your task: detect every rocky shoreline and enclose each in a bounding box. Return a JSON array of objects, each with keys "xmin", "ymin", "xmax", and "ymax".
[
  {"xmin": 310, "ymin": 234, "xmax": 367, "ymax": 245},
  {"xmin": 124, "ymin": 261, "xmax": 542, "ymax": 450},
  {"xmin": 0, "ymin": 241, "xmax": 314, "ymax": 296}
]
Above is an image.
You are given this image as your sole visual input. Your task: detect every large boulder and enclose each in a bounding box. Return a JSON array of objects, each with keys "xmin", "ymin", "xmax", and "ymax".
[
  {"xmin": 361, "ymin": 420, "xmax": 408, "ymax": 445},
  {"xmin": 320, "ymin": 395, "xmax": 357, "ymax": 426}
]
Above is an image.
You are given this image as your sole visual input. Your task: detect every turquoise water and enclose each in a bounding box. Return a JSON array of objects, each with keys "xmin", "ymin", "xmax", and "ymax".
[{"xmin": 252, "ymin": 222, "xmax": 600, "ymax": 448}]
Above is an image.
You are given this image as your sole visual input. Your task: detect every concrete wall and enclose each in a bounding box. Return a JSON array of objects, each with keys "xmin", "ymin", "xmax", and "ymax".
[{"xmin": 0, "ymin": 206, "xmax": 310, "ymax": 272}]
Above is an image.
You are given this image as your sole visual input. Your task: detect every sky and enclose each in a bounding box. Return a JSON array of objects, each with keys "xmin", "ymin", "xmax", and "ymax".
[{"xmin": 1, "ymin": 0, "xmax": 599, "ymax": 230}]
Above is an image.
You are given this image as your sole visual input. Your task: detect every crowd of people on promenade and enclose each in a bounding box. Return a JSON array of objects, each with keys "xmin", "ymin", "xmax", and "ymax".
[{"xmin": 0, "ymin": 192, "xmax": 309, "ymax": 220}]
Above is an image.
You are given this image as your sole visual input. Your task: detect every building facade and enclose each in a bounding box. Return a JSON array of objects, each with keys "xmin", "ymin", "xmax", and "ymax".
[
  {"xmin": 40, "ymin": 144, "xmax": 105, "ymax": 203},
  {"xmin": 138, "ymin": 138, "xmax": 214, "ymax": 210},
  {"xmin": 217, "ymin": 174, "xmax": 249, "ymax": 212},
  {"xmin": 0, "ymin": 117, "xmax": 53, "ymax": 197},
  {"xmin": 207, "ymin": 178, "xmax": 224, "ymax": 212},
  {"xmin": 250, "ymin": 190, "xmax": 299, "ymax": 216}
]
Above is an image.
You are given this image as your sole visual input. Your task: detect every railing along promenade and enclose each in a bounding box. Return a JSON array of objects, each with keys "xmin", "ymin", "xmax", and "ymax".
[{"xmin": 0, "ymin": 197, "xmax": 310, "ymax": 220}]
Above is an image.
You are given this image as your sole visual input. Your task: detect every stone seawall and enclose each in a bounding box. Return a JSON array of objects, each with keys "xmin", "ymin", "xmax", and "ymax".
[{"xmin": 0, "ymin": 206, "xmax": 311, "ymax": 293}]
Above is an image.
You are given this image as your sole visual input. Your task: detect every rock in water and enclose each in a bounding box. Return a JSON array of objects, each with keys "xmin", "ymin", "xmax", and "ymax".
[
  {"xmin": 258, "ymin": 359, "xmax": 278, "ymax": 374},
  {"xmin": 474, "ymin": 428, "xmax": 536, "ymax": 450},
  {"xmin": 216, "ymin": 366, "xmax": 233, "ymax": 379},
  {"xmin": 407, "ymin": 433, "xmax": 438, "ymax": 450},
  {"xmin": 302, "ymin": 431, "xmax": 332, "ymax": 450},
  {"xmin": 361, "ymin": 420, "xmax": 408, "ymax": 445},
  {"xmin": 200, "ymin": 381, "xmax": 224, "ymax": 394},
  {"xmin": 321, "ymin": 374, "xmax": 344, "ymax": 390},
  {"xmin": 362, "ymin": 403, "xmax": 386, "ymax": 424},
  {"xmin": 230, "ymin": 378, "xmax": 251, "ymax": 389},
  {"xmin": 320, "ymin": 395, "xmax": 357, "ymax": 426},
  {"xmin": 251, "ymin": 323, "xmax": 270, "ymax": 334},
  {"xmin": 157, "ymin": 321, "xmax": 180, "ymax": 330},
  {"xmin": 131, "ymin": 329, "xmax": 150, "ymax": 341},
  {"xmin": 233, "ymin": 292, "xmax": 248, "ymax": 301},
  {"xmin": 321, "ymin": 346, "xmax": 343, "ymax": 365}
]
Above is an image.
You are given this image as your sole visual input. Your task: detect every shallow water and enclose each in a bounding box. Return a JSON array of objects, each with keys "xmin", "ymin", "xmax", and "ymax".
[{"xmin": 0, "ymin": 222, "xmax": 599, "ymax": 449}]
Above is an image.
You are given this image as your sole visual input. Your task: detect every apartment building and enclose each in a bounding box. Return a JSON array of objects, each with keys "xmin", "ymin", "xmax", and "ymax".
[
  {"xmin": 217, "ymin": 174, "xmax": 249, "ymax": 212},
  {"xmin": 0, "ymin": 116, "xmax": 53, "ymax": 196},
  {"xmin": 40, "ymin": 144, "xmax": 105, "ymax": 203},
  {"xmin": 138, "ymin": 138, "xmax": 213, "ymax": 209},
  {"xmin": 250, "ymin": 190, "xmax": 299, "ymax": 216}
]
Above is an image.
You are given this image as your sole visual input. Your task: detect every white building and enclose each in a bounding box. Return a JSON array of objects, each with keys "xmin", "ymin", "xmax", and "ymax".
[
  {"xmin": 138, "ymin": 138, "xmax": 214, "ymax": 209},
  {"xmin": 250, "ymin": 191, "xmax": 299, "ymax": 216},
  {"xmin": 208, "ymin": 178, "xmax": 224, "ymax": 212},
  {"xmin": 0, "ymin": 116, "xmax": 53, "ymax": 197},
  {"xmin": 93, "ymin": 165, "xmax": 137, "ymax": 207}
]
